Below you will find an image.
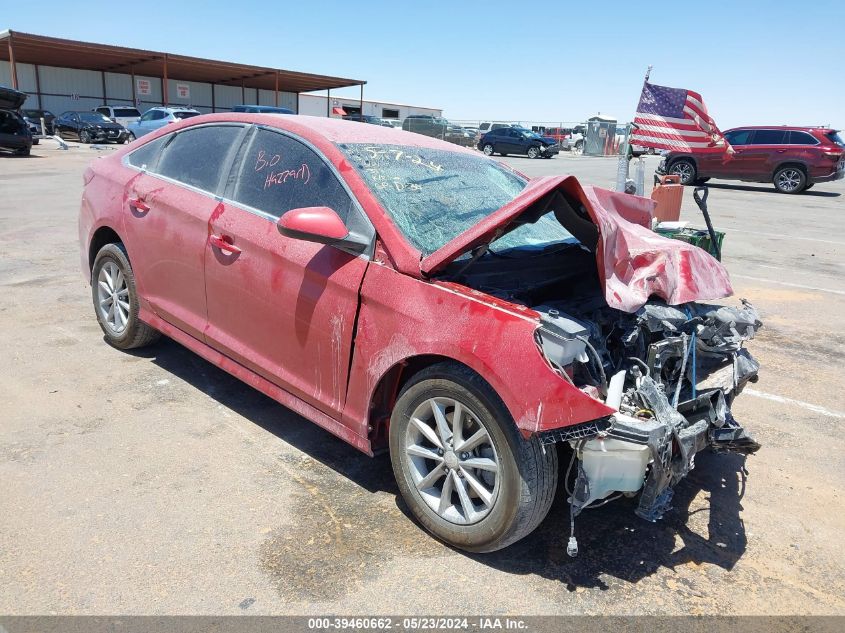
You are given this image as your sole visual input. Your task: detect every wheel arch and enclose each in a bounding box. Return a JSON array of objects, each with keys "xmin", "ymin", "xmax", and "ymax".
[
  {"xmin": 88, "ymin": 225, "xmax": 124, "ymax": 272},
  {"xmin": 667, "ymin": 154, "xmax": 698, "ymax": 170},
  {"xmin": 773, "ymin": 160, "xmax": 808, "ymax": 178},
  {"xmin": 367, "ymin": 354, "xmax": 495, "ymax": 451}
]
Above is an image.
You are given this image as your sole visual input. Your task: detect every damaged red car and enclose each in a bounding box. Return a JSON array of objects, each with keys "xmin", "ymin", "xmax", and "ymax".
[{"xmin": 79, "ymin": 114, "xmax": 762, "ymax": 553}]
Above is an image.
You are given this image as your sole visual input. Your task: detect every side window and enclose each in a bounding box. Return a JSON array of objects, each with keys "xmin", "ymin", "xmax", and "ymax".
[
  {"xmin": 126, "ymin": 134, "xmax": 170, "ymax": 170},
  {"xmin": 725, "ymin": 129, "xmax": 752, "ymax": 146},
  {"xmin": 139, "ymin": 111, "xmax": 154, "ymax": 122},
  {"xmin": 231, "ymin": 128, "xmax": 353, "ymax": 221},
  {"xmin": 787, "ymin": 131, "xmax": 817, "ymax": 145},
  {"xmin": 96, "ymin": 107, "xmax": 109, "ymax": 116},
  {"xmin": 156, "ymin": 125, "xmax": 242, "ymax": 192},
  {"xmin": 69, "ymin": 113, "xmax": 79, "ymax": 122},
  {"xmin": 751, "ymin": 129, "xmax": 786, "ymax": 145}
]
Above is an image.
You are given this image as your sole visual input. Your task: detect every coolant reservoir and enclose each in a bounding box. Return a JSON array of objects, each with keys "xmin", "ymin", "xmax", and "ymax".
[{"xmin": 577, "ymin": 438, "xmax": 650, "ymax": 506}]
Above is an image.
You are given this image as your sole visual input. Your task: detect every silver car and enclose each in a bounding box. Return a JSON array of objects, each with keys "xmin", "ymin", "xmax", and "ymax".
[{"xmin": 126, "ymin": 107, "xmax": 201, "ymax": 140}]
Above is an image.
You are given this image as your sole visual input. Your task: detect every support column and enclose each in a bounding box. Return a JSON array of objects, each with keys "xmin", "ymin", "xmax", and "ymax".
[
  {"xmin": 359, "ymin": 83, "xmax": 364, "ymax": 115},
  {"xmin": 241, "ymin": 81, "xmax": 245, "ymax": 105},
  {"xmin": 101, "ymin": 71, "xmax": 107, "ymax": 107},
  {"xmin": 326, "ymin": 89, "xmax": 331, "ymax": 117},
  {"xmin": 7, "ymin": 31, "xmax": 18, "ymax": 90},
  {"xmin": 274, "ymin": 72, "xmax": 279, "ymax": 107},
  {"xmin": 34, "ymin": 64, "xmax": 42, "ymax": 108},
  {"xmin": 211, "ymin": 83, "xmax": 215, "ymax": 112},
  {"xmin": 162, "ymin": 54, "xmax": 169, "ymax": 106},
  {"xmin": 131, "ymin": 66, "xmax": 136, "ymax": 107},
  {"xmin": 296, "ymin": 92, "xmax": 300, "ymax": 114}
]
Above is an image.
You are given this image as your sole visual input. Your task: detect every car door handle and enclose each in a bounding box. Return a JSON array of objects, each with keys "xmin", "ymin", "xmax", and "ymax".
[
  {"xmin": 209, "ymin": 234, "xmax": 241, "ymax": 255},
  {"xmin": 776, "ymin": 149, "xmax": 787, "ymax": 153},
  {"xmin": 128, "ymin": 197, "xmax": 150, "ymax": 213}
]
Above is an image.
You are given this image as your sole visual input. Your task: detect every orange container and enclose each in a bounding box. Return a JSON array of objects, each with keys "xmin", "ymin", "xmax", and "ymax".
[{"xmin": 651, "ymin": 174, "xmax": 684, "ymax": 223}]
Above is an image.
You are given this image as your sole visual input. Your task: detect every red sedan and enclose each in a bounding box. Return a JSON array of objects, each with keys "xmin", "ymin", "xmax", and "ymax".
[{"xmin": 79, "ymin": 114, "xmax": 761, "ymax": 553}]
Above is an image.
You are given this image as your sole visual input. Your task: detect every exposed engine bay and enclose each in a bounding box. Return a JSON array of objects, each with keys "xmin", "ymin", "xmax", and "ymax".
[{"xmin": 440, "ymin": 230, "xmax": 762, "ymax": 554}]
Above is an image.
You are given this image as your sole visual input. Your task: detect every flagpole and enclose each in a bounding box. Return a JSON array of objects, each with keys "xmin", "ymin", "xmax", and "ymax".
[{"xmin": 645, "ymin": 65, "xmax": 653, "ymax": 82}]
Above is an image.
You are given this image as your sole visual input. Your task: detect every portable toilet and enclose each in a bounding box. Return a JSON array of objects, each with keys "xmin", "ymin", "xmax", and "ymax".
[{"xmin": 584, "ymin": 114, "xmax": 617, "ymax": 156}]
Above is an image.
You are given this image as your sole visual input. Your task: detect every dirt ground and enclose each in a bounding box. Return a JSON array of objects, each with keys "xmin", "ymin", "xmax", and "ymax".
[{"xmin": 1, "ymin": 141, "xmax": 843, "ymax": 615}]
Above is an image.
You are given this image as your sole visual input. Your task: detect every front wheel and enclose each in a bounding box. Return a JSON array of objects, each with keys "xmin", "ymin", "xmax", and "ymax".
[
  {"xmin": 527, "ymin": 146, "xmax": 540, "ymax": 159},
  {"xmin": 482, "ymin": 144, "xmax": 494, "ymax": 156},
  {"xmin": 92, "ymin": 243, "xmax": 160, "ymax": 350},
  {"xmin": 80, "ymin": 129, "xmax": 91, "ymax": 144},
  {"xmin": 773, "ymin": 166, "xmax": 806, "ymax": 193},
  {"xmin": 389, "ymin": 363, "xmax": 558, "ymax": 553},
  {"xmin": 669, "ymin": 159, "xmax": 697, "ymax": 185},
  {"xmin": 128, "ymin": 132, "xmax": 136, "ymax": 142}
]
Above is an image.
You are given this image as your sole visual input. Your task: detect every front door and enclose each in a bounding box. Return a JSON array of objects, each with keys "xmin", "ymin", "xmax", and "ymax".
[
  {"xmin": 730, "ymin": 129, "xmax": 787, "ymax": 180},
  {"xmin": 700, "ymin": 128, "xmax": 754, "ymax": 178},
  {"xmin": 204, "ymin": 127, "xmax": 370, "ymax": 418},
  {"xmin": 122, "ymin": 124, "xmax": 245, "ymax": 340}
]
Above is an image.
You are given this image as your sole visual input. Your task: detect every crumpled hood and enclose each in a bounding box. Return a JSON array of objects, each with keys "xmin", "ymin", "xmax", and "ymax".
[{"xmin": 420, "ymin": 175, "xmax": 733, "ymax": 313}]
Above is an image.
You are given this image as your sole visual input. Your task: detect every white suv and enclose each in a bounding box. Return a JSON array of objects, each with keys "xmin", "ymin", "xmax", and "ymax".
[
  {"xmin": 126, "ymin": 107, "xmax": 201, "ymax": 140},
  {"xmin": 94, "ymin": 105, "xmax": 142, "ymax": 129}
]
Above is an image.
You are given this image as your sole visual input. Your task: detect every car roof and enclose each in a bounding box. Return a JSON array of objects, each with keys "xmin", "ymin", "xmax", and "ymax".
[
  {"xmin": 172, "ymin": 113, "xmax": 479, "ymax": 153},
  {"xmin": 727, "ymin": 125, "xmax": 831, "ymax": 132}
]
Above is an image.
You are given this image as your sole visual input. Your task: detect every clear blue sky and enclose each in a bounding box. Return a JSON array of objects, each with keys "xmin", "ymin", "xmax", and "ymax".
[{"xmin": 4, "ymin": 0, "xmax": 843, "ymax": 127}]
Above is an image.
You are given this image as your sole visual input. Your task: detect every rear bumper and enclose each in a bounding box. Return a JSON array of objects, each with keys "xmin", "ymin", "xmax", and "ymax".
[{"xmin": 811, "ymin": 163, "xmax": 845, "ymax": 183}]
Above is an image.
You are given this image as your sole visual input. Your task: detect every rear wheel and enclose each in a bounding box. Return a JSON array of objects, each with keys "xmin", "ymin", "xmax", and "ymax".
[
  {"xmin": 669, "ymin": 159, "xmax": 697, "ymax": 185},
  {"xmin": 389, "ymin": 363, "xmax": 558, "ymax": 553},
  {"xmin": 92, "ymin": 243, "xmax": 160, "ymax": 350},
  {"xmin": 773, "ymin": 166, "xmax": 806, "ymax": 193},
  {"xmin": 482, "ymin": 144, "xmax": 494, "ymax": 156}
]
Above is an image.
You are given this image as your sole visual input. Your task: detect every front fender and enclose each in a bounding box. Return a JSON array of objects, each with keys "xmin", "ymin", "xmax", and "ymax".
[{"xmin": 341, "ymin": 263, "xmax": 614, "ymax": 438}]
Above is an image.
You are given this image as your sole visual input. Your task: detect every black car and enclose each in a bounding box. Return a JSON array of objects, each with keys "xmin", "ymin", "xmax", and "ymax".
[
  {"xmin": 477, "ymin": 127, "xmax": 560, "ymax": 159},
  {"xmin": 342, "ymin": 114, "xmax": 393, "ymax": 127},
  {"xmin": 21, "ymin": 108, "xmax": 56, "ymax": 135},
  {"xmin": 54, "ymin": 111, "xmax": 130, "ymax": 144},
  {"xmin": 0, "ymin": 85, "xmax": 33, "ymax": 156}
]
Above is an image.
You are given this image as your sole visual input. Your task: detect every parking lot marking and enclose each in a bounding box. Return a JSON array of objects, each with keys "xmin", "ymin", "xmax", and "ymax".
[
  {"xmin": 731, "ymin": 274, "xmax": 845, "ymax": 296},
  {"xmin": 717, "ymin": 226, "xmax": 845, "ymax": 246},
  {"xmin": 745, "ymin": 389, "xmax": 845, "ymax": 419}
]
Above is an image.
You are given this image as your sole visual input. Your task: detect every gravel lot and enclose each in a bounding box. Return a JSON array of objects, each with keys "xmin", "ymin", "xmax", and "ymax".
[{"xmin": 1, "ymin": 142, "xmax": 843, "ymax": 615}]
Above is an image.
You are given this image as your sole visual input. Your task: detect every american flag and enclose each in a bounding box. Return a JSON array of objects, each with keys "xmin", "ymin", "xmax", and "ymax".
[{"xmin": 630, "ymin": 82, "xmax": 731, "ymax": 154}]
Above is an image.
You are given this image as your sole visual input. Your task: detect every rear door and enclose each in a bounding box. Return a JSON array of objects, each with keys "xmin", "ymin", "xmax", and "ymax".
[
  {"xmin": 203, "ymin": 126, "xmax": 371, "ymax": 418},
  {"xmin": 122, "ymin": 124, "xmax": 245, "ymax": 340},
  {"xmin": 735, "ymin": 129, "xmax": 788, "ymax": 180}
]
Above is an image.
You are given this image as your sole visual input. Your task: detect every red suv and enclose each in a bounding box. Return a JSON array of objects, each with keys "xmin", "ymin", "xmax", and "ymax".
[{"xmin": 658, "ymin": 126, "xmax": 845, "ymax": 193}]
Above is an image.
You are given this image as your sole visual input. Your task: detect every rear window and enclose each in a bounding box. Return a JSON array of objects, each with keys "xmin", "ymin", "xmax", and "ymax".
[
  {"xmin": 826, "ymin": 131, "xmax": 844, "ymax": 147},
  {"xmin": 751, "ymin": 129, "xmax": 787, "ymax": 145},
  {"xmin": 114, "ymin": 108, "xmax": 141, "ymax": 117},
  {"xmin": 786, "ymin": 131, "xmax": 818, "ymax": 145},
  {"xmin": 172, "ymin": 111, "xmax": 200, "ymax": 120},
  {"xmin": 156, "ymin": 125, "xmax": 242, "ymax": 192}
]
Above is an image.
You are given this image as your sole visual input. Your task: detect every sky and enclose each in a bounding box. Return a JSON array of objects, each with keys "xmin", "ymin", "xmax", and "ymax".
[{"xmin": 4, "ymin": 0, "xmax": 843, "ymax": 128}]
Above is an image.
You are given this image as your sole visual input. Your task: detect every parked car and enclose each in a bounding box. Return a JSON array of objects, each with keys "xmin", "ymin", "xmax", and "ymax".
[
  {"xmin": 478, "ymin": 127, "xmax": 560, "ymax": 158},
  {"xmin": 79, "ymin": 114, "xmax": 761, "ymax": 553},
  {"xmin": 55, "ymin": 111, "xmax": 131, "ymax": 144},
  {"xmin": 445, "ymin": 123, "xmax": 476, "ymax": 147},
  {"xmin": 342, "ymin": 114, "xmax": 393, "ymax": 127},
  {"xmin": 477, "ymin": 122, "xmax": 516, "ymax": 136},
  {"xmin": 126, "ymin": 107, "xmax": 201, "ymax": 140},
  {"xmin": 657, "ymin": 126, "xmax": 845, "ymax": 193},
  {"xmin": 0, "ymin": 85, "xmax": 32, "ymax": 156},
  {"xmin": 232, "ymin": 105, "xmax": 294, "ymax": 114},
  {"xmin": 94, "ymin": 105, "xmax": 142, "ymax": 128},
  {"xmin": 21, "ymin": 108, "xmax": 55, "ymax": 135},
  {"xmin": 402, "ymin": 114, "xmax": 448, "ymax": 137}
]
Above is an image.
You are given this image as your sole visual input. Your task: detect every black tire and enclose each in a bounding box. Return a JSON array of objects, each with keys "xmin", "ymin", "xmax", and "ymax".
[
  {"xmin": 527, "ymin": 146, "xmax": 540, "ymax": 159},
  {"xmin": 80, "ymin": 129, "xmax": 91, "ymax": 144},
  {"xmin": 15, "ymin": 146, "xmax": 30, "ymax": 156},
  {"xmin": 573, "ymin": 140, "xmax": 584, "ymax": 155},
  {"xmin": 91, "ymin": 243, "xmax": 160, "ymax": 350},
  {"xmin": 389, "ymin": 362, "xmax": 558, "ymax": 553},
  {"xmin": 773, "ymin": 165, "xmax": 806, "ymax": 193},
  {"xmin": 669, "ymin": 159, "xmax": 697, "ymax": 185},
  {"xmin": 482, "ymin": 143, "xmax": 494, "ymax": 156},
  {"xmin": 128, "ymin": 132, "xmax": 136, "ymax": 142},
  {"xmin": 804, "ymin": 183, "xmax": 814, "ymax": 190}
]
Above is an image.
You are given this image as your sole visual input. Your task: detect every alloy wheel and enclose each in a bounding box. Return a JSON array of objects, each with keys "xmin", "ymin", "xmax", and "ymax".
[
  {"xmin": 96, "ymin": 260, "xmax": 130, "ymax": 335},
  {"xmin": 527, "ymin": 147, "xmax": 540, "ymax": 159},
  {"xmin": 670, "ymin": 161, "xmax": 694, "ymax": 183},
  {"xmin": 776, "ymin": 169, "xmax": 803, "ymax": 192},
  {"xmin": 483, "ymin": 144, "xmax": 494, "ymax": 156},
  {"xmin": 403, "ymin": 397, "xmax": 501, "ymax": 525}
]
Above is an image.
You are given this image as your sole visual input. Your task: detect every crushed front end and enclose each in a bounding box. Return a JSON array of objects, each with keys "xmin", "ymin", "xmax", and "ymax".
[{"xmin": 533, "ymin": 299, "xmax": 762, "ymax": 551}]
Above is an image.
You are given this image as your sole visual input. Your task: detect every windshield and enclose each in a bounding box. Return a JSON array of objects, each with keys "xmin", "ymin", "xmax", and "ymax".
[
  {"xmin": 173, "ymin": 111, "xmax": 200, "ymax": 119},
  {"xmin": 337, "ymin": 143, "xmax": 576, "ymax": 256},
  {"xmin": 826, "ymin": 131, "xmax": 844, "ymax": 147},
  {"xmin": 80, "ymin": 113, "xmax": 111, "ymax": 122}
]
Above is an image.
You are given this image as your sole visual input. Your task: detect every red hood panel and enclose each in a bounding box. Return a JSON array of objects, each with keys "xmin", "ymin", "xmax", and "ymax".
[{"xmin": 420, "ymin": 175, "xmax": 733, "ymax": 313}]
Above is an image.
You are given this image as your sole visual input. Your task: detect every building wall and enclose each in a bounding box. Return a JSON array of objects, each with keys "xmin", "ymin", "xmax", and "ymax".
[
  {"xmin": 0, "ymin": 60, "xmax": 297, "ymax": 115},
  {"xmin": 298, "ymin": 93, "xmax": 441, "ymax": 121}
]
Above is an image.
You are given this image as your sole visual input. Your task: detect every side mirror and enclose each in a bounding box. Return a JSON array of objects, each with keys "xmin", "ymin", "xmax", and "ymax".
[{"xmin": 277, "ymin": 206, "xmax": 350, "ymax": 245}]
